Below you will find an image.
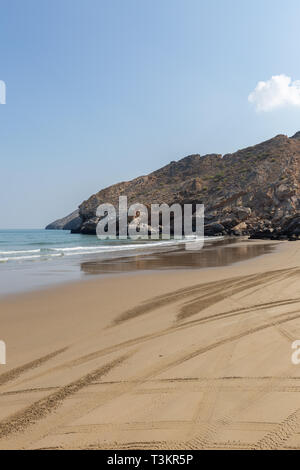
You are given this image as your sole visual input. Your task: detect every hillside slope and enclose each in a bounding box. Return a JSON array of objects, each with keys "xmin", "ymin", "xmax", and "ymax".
[
  {"xmin": 46, "ymin": 210, "xmax": 82, "ymax": 231},
  {"xmin": 47, "ymin": 133, "xmax": 300, "ymax": 239}
]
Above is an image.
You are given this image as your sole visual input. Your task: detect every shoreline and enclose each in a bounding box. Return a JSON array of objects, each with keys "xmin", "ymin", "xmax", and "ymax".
[
  {"xmin": 0, "ymin": 240, "xmax": 300, "ymax": 449},
  {"xmin": 0, "ymin": 237, "xmax": 278, "ymax": 299}
]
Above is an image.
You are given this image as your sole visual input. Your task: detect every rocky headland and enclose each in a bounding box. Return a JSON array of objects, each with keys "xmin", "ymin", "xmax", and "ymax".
[
  {"xmin": 46, "ymin": 132, "xmax": 300, "ymax": 240},
  {"xmin": 45, "ymin": 209, "xmax": 82, "ymax": 232}
]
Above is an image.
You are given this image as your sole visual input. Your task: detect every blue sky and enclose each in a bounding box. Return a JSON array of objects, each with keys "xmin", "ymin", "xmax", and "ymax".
[{"xmin": 1, "ymin": 0, "xmax": 300, "ymax": 228}]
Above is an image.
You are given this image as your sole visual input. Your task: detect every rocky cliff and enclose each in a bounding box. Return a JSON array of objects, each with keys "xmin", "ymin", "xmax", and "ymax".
[
  {"xmin": 47, "ymin": 132, "xmax": 300, "ymax": 239},
  {"xmin": 45, "ymin": 210, "xmax": 82, "ymax": 231}
]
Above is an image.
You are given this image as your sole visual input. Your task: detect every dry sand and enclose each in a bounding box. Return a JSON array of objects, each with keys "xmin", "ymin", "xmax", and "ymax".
[{"xmin": 1, "ymin": 240, "xmax": 300, "ymax": 449}]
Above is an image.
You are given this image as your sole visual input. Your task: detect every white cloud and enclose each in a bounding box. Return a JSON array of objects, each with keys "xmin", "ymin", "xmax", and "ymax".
[{"xmin": 248, "ymin": 74, "xmax": 300, "ymax": 112}]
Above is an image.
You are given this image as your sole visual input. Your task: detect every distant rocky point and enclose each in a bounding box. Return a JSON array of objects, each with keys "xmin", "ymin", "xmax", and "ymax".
[
  {"xmin": 46, "ymin": 132, "xmax": 300, "ymax": 240},
  {"xmin": 45, "ymin": 209, "xmax": 82, "ymax": 231}
]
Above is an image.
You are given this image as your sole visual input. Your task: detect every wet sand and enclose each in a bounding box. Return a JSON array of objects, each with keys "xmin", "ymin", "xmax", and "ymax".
[
  {"xmin": 81, "ymin": 238, "xmax": 276, "ymax": 274},
  {"xmin": 1, "ymin": 239, "xmax": 300, "ymax": 449},
  {"xmin": 0, "ymin": 237, "xmax": 275, "ymax": 297}
]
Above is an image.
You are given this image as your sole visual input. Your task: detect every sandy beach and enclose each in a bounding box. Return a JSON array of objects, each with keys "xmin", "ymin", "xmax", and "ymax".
[{"xmin": 1, "ymin": 239, "xmax": 300, "ymax": 449}]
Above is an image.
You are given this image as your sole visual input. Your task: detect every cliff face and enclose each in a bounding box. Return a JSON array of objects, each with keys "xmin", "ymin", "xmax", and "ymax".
[
  {"xmin": 47, "ymin": 132, "xmax": 300, "ymax": 239},
  {"xmin": 46, "ymin": 210, "xmax": 82, "ymax": 231}
]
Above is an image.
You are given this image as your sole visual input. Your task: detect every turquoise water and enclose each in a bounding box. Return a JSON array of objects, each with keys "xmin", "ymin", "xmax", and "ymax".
[
  {"xmin": 0, "ymin": 229, "xmax": 99, "ymax": 262},
  {"xmin": 1, "ymin": 229, "xmax": 242, "ymax": 298},
  {"xmin": 0, "ymin": 230, "xmax": 273, "ymax": 297},
  {"xmin": 0, "ymin": 229, "xmax": 204, "ymax": 295},
  {"xmin": 0, "ymin": 229, "xmax": 189, "ymax": 264}
]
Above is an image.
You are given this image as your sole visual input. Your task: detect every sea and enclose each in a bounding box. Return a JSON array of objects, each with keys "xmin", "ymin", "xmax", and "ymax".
[
  {"xmin": 0, "ymin": 229, "xmax": 208, "ymax": 296},
  {"xmin": 0, "ymin": 229, "xmax": 274, "ymax": 297}
]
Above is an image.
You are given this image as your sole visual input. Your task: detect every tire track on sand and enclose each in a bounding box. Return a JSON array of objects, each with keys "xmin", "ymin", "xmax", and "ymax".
[
  {"xmin": 114, "ymin": 268, "xmax": 296, "ymax": 325},
  {"xmin": 254, "ymin": 408, "xmax": 300, "ymax": 449},
  {"xmin": 20, "ymin": 271, "xmax": 300, "ymax": 389},
  {"xmin": 178, "ymin": 268, "xmax": 299, "ymax": 321},
  {"xmin": 20, "ymin": 268, "xmax": 296, "ymax": 383},
  {"xmin": 23, "ymin": 307, "xmax": 300, "ymax": 448},
  {"xmin": 0, "ymin": 354, "xmax": 129, "ymax": 439},
  {"xmin": 0, "ymin": 347, "xmax": 68, "ymax": 387}
]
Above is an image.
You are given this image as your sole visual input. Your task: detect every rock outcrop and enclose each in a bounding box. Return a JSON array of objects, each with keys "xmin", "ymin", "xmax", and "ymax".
[
  {"xmin": 46, "ymin": 210, "xmax": 82, "ymax": 231},
  {"xmin": 46, "ymin": 132, "xmax": 300, "ymax": 239}
]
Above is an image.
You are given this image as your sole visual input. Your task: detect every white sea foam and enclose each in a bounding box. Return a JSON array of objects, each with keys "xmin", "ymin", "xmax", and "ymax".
[
  {"xmin": 0, "ymin": 236, "xmax": 221, "ymax": 263},
  {"xmin": 0, "ymin": 254, "xmax": 63, "ymax": 261},
  {"xmin": 0, "ymin": 249, "xmax": 40, "ymax": 255}
]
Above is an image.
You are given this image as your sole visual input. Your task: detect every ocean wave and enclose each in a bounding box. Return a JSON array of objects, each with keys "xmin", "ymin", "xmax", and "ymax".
[
  {"xmin": 0, "ymin": 253, "xmax": 64, "ymax": 262},
  {"xmin": 0, "ymin": 236, "xmax": 221, "ymax": 263},
  {"xmin": 49, "ymin": 238, "xmax": 204, "ymax": 253},
  {"xmin": 0, "ymin": 249, "xmax": 41, "ymax": 255}
]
